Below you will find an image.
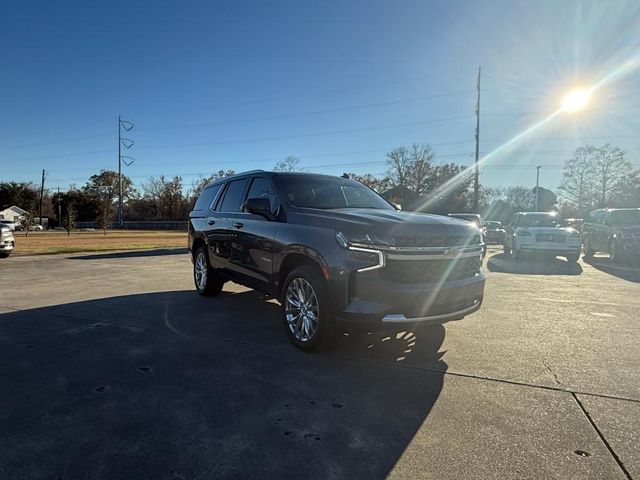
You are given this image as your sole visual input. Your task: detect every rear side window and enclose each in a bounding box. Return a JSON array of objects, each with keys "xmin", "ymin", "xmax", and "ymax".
[
  {"xmin": 246, "ymin": 177, "xmax": 277, "ymax": 213},
  {"xmin": 193, "ymin": 184, "xmax": 222, "ymax": 211},
  {"xmin": 217, "ymin": 179, "xmax": 249, "ymax": 212}
]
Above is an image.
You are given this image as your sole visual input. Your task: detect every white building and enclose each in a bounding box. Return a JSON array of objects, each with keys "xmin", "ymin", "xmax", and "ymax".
[{"xmin": 0, "ymin": 206, "xmax": 28, "ymax": 222}]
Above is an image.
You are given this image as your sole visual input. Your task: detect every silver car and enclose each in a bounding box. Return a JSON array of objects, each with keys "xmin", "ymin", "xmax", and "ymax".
[{"xmin": 0, "ymin": 224, "xmax": 15, "ymax": 258}]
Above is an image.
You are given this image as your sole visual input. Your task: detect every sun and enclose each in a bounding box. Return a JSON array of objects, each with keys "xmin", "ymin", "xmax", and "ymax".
[{"xmin": 561, "ymin": 87, "xmax": 593, "ymax": 113}]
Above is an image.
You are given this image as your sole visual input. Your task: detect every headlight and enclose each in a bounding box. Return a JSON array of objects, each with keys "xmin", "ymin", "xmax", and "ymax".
[
  {"xmin": 335, "ymin": 230, "xmax": 385, "ymax": 272},
  {"xmin": 516, "ymin": 229, "xmax": 531, "ymax": 236}
]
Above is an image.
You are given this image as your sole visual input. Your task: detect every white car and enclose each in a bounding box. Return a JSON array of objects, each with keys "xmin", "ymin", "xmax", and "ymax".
[{"xmin": 503, "ymin": 212, "xmax": 581, "ymax": 263}]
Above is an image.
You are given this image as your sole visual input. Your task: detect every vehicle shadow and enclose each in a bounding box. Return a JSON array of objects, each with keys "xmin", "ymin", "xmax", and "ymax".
[
  {"xmin": 582, "ymin": 255, "xmax": 640, "ymax": 283},
  {"xmin": 486, "ymin": 252, "xmax": 583, "ymax": 275},
  {"xmin": 70, "ymin": 247, "xmax": 189, "ymax": 260},
  {"xmin": 0, "ymin": 289, "xmax": 445, "ymax": 479}
]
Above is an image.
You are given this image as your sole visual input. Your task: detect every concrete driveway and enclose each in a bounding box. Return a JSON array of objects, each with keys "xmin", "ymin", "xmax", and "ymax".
[{"xmin": 0, "ymin": 247, "xmax": 638, "ymax": 479}]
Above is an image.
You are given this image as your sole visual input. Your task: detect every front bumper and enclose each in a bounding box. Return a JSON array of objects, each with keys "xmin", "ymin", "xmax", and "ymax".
[
  {"xmin": 336, "ymin": 273, "xmax": 485, "ymax": 327},
  {"xmin": 0, "ymin": 241, "xmax": 15, "ymax": 252},
  {"xmin": 518, "ymin": 244, "xmax": 580, "ymax": 255}
]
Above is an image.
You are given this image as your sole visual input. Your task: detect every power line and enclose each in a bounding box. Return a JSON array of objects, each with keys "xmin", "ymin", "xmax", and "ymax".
[{"xmin": 136, "ymin": 90, "xmax": 476, "ymax": 132}]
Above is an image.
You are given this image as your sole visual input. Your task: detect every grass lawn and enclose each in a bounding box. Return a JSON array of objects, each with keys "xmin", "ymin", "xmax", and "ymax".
[{"xmin": 12, "ymin": 230, "xmax": 188, "ymax": 255}]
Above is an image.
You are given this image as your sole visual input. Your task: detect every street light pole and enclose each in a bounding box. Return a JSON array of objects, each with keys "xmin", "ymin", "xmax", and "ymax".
[
  {"xmin": 535, "ymin": 165, "xmax": 541, "ymax": 211},
  {"xmin": 473, "ymin": 66, "xmax": 481, "ymax": 212}
]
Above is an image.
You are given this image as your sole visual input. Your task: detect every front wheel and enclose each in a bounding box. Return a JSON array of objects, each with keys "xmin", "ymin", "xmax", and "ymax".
[
  {"xmin": 566, "ymin": 252, "xmax": 580, "ymax": 263},
  {"xmin": 281, "ymin": 266, "xmax": 333, "ymax": 351},
  {"xmin": 193, "ymin": 247, "xmax": 224, "ymax": 296},
  {"xmin": 0, "ymin": 252, "xmax": 10, "ymax": 259}
]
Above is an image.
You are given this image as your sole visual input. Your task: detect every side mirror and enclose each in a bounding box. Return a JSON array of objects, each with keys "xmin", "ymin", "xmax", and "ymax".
[{"xmin": 244, "ymin": 197, "xmax": 273, "ymax": 219}]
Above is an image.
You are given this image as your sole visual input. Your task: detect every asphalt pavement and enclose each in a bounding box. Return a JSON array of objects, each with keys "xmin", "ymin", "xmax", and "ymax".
[{"xmin": 0, "ymin": 247, "xmax": 638, "ymax": 479}]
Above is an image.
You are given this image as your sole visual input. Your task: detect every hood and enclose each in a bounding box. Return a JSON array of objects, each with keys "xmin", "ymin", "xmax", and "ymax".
[{"xmin": 297, "ymin": 208, "xmax": 481, "ymax": 247}]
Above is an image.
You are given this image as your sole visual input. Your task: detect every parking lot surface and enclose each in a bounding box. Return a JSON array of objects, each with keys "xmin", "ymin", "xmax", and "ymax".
[{"xmin": 1, "ymin": 247, "xmax": 638, "ymax": 479}]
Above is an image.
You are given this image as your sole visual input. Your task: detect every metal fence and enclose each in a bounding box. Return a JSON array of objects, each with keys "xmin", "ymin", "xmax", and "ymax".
[{"xmin": 75, "ymin": 221, "xmax": 188, "ymax": 231}]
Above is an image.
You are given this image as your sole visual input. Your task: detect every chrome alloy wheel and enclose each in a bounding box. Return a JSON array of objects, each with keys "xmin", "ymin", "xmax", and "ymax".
[
  {"xmin": 195, "ymin": 251, "xmax": 208, "ymax": 290},
  {"xmin": 285, "ymin": 278, "xmax": 319, "ymax": 342}
]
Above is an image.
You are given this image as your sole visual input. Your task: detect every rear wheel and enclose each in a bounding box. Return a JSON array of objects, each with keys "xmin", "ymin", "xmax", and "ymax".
[
  {"xmin": 281, "ymin": 265, "xmax": 333, "ymax": 351},
  {"xmin": 193, "ymin": 246, "xmax": 224, "ymax": 296},
  {"xmin": 609, "ymin": 240, "xmax": 622, "ymax": 264},
  {"xmin": 583, "ymin": 238, "xmax": 594, "ymax": 258}
]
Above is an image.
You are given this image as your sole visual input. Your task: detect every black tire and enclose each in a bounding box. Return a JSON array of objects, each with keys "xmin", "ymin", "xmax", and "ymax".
[
  {"xmin": 566, "ymin": 252, "xmax": 580, "ymax": 263},
  {"xmin": 193, "ymin": 246, "xmax": 224, "ymax": 296},
  {"xmin": 503, "ymin": 243, "xmax": 511, "ymax": 255},
  {"xmin": 583, "ymin": 238, "xmax": 594, "ymax": 258},
  {"xmin": 0, "ymin": 252, "xmax": 10, "ymax": 259},
  {"xmin": 513, "ymin": 248, "xmax": 522, "ymax": 262},
  {"xmin": 609, "ymin": 240, "xmax": 622, "ymax": 264},
  {"xmin": 281, "ymin": 265, "xmax": 334, "ymax": 351}
]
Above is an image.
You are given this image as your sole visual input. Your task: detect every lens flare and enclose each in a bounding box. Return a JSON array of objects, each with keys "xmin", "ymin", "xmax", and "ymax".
[{"xmin": 561, "ymin": 88, "xmax": 593, "ymax": 113}]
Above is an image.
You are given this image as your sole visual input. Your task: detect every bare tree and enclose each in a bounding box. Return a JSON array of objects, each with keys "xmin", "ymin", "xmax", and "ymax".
[
  {"xmin": 559, "ymin": 146, "xmax": 597, "ymax": 214},
  {"xmin": 592, "ymin": 144, "xmax": 630, "ymax": 207},
  {"xmin": 385, "ymin": 146, "xmax": 411, "ymax": 191},
  {"xmin": 20, "ymin": 211, "xmax": 34, "ymax": 237},
  {"xmin": 96, "ymin": 202, "xmax": 114, "ymax": 235},
  {"xmin": 64, "ymin": 203, "xmax": 77, "ymax": 236},
  {"xmin": 274, "ymin": 155, "xmax": 300, "ymax": 172},
  {"xmin": 406, "ymin": 143, "xmax": 435, "ymax": 196}
]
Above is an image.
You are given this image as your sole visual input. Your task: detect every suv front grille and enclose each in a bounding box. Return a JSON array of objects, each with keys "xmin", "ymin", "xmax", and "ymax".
[
  {"xmin": 393, "ymin": 235, "xmax": 478, "ymax": 248},
  {"xmin": 381, "ymin": 256, "xmax": 481, "ymax": 284}
]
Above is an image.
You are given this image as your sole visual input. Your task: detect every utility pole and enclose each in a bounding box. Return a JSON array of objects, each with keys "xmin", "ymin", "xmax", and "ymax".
[
  {"xmin": 535, "ymin": 165, "xmax": 542, "ymax": 211},
  {"xmin": 39, "ymin": 169, "xmax": 46, "ymax": 227},
  {"xmin": 57, "ymin": 187, "xmax": 61, "ymax": 227},
  {"xmin": 473, "ymin": 66, "xmax": 481, "ymax": 213},
  {"xmin": 118, "ymin": 115, "xmax": 122, "ymax": 227},
  {"xmin": 117, "ymin": 115, "xmax": 135, "ymax": 228}
]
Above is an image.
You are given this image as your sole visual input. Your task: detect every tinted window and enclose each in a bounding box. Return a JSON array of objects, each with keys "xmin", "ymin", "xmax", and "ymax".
[
  {"xmin": 246, "ymin": 177, "xmax": 277, "ymax": 213},
  {"xmin": 192, "ymin": 184, "xmax": 222, "ymax": 211},
  {"xmin": 516, "ymin": 214, "xmax": 563, "ymax": 227},
  {"xmin": 278, "ymin": 175, "xmax": 392, "ymax": 210},
  {"xmin": 217, "ymin": 179, "xmax": 249, "ymax": 212},
  {"xmin": 610, "ymin": 210, "xmax": 640, "ymax": 225}
]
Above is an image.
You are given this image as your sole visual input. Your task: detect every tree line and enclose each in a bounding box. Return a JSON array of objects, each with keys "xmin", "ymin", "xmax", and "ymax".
[{"xmin": 1, "ymin": 142, "xmax": 637, "ymax": 230}]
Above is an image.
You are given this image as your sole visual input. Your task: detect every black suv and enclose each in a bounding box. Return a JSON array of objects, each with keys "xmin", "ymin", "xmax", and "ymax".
[
  {"xmin": 582, "ymin": 208, "xmax": 640, "ymax": 262},
  {"xmin": 188, "ymin": 171, "xmax": 485, "ymax": 350}
]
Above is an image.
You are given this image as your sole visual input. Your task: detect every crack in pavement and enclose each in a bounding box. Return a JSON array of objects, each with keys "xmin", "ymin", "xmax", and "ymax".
[
  {"xmin": 543, "ymin": 359, "xmax": 562, "ymax": 385},
  {"xmin": 572, "ymin": 393, "xmax": 633, "ymax": 480}
]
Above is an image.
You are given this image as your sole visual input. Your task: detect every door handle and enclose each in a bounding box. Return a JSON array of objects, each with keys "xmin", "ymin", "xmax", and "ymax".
[
  {"xmin": 207, "ymin": 219, "xmax": 216, "ymax": 226},
  {"xmin": 233, "ymin": 222, "xmax": 244, "ymax": 229}
]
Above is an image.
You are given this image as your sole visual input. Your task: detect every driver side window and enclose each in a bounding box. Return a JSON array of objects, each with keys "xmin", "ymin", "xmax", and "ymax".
[{"xmin": 246, "ymin": 177, "xmax": 277, "ymax": 214}]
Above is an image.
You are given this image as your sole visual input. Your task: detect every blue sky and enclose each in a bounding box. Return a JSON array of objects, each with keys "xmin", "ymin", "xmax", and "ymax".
[{"xmin": 2, "ymin": 0, "xmax": 639, "ymax": 193}]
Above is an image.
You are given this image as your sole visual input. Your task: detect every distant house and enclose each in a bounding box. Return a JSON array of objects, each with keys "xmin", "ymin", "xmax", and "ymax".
[{"xmin": 0, "ymin": 206, "xmax": 28, "ymax": 222}]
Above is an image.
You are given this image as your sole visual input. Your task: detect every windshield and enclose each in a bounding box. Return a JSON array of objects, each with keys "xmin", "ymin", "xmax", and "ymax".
[
  {"xmin": 611, "ymin": 210, "xmax": 640, "ymax": 225},
  {"xmin": 278, "ymin": 175, "xmax": 393, "ymax": 210},
  {"xmin": 485, "ymin": 221, "xmax": 502, "ymax": 229},
  {"xmin": 517, "ymin": 214, "xmax": 563, "ymax": 227}
]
